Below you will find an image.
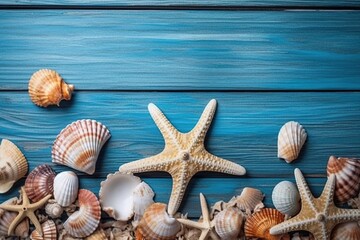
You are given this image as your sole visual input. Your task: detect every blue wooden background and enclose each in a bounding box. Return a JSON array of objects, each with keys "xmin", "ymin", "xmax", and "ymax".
[{"xmin": 0, "ymin": 1, "xmax": 360, "ymax": 219}]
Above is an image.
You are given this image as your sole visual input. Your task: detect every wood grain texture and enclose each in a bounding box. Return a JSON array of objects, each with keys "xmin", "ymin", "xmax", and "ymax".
[
  {"xmin": 1, "ymin": 10, "xmax": 360, "ymax": 90},
  {"xmin": 0, "ymin": 92, "xmax": 359, "ymax": 216}
]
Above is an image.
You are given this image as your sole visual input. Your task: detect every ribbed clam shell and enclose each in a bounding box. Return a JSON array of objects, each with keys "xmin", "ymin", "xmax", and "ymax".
[
  {"xmin": 133, "ymin": 181, "xmax": 155, "ymax": 223},
  {"xmin": 64, "ymin": 189, "xmax": 101, "ymax": 238},
  {"xmin": 138, "ymin": 203, "xmax": 181, "ymax": 240},
  {"xmin": 228, "ymin": 187, "xmax": 264, "ymax": 213},
  {"xmin": 331, "ymin": 222, "xmax": 360, "ymax": 240},
  {"xmin": 24, "ymin": 165, "xmax": 56, "ymax": 202},
  {"xmin": 327, "ymin": 156, "xmax": 360, "ymax": 203},
  {"xmin": 30, "ymin": 220, "xmax": 57, "ymax": 240},
  {"xmin": 85, "ymin": 228, "xmax": 107, "ymax": 240},
  {"xmin": 272, "ymin": 181, "xmax": 301, "ymax": 216},
  {"xmin": 52, "ymin": 119, "xmax": 111, "ymax": 175},
  {"xmin": 214, "ymin": 207, "xmax": 243, "ymax": 240},
  {"xmin": 0, "ymin": 139, "xmax": 28, "ymax": 193},
  {"xmin": 53, "ymin": 171, "xmax": 79, "ymax": 207},
  {"xmin": 28, "ymin": 69, "xmax": 74, "ymax": 107},
  {"xmin": 0, "ymin": 197, "xmax": 29, "ymax": 238},
  {"xmin": 99, "ymin": 172, "xmax": 141, "ymax": 221},
  {"xmin": 277, "ymin": 121, "xmax": 307, "ymax": 163},
  {"xmin": 244, "ymin": 208, "xmax": 285, "ymax": 240},
  {"xmin": 45, "ymin": 202, "xmax": 64, "ymax": 218}
]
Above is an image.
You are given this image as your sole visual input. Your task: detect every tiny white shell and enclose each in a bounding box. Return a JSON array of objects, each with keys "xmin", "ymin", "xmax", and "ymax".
[
  {"xmin": 272, "ymin": 181, "xmax": 301, "ymax": 216},
  {"xmin": 214, "ymin": 207, "xmax": 243, "ymax": 240},
  {"xmin": 53, "ymin": 171, "xmax": 79, "ymax": 207},
  {"xmin": 45, "ymin": 202, "xmax": 64, "ymax": 219}
]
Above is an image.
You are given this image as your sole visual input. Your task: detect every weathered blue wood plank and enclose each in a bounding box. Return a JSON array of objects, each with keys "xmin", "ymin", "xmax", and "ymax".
[{"xmin": 1, "ymin": 10, "xmax": 360, "ymax": 90}]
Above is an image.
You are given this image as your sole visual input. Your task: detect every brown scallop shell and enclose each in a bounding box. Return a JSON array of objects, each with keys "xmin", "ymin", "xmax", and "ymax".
[
  {"xmin": 228, "ymin": 187, "xmax": 264, "ymax": 213},
  {"xmin": 331, "ymin": 221, "xmax": 360, "ymax": 240},
  {"xmin": 30, "ymin": 219, "xmax": 57, "ymax": 240}
]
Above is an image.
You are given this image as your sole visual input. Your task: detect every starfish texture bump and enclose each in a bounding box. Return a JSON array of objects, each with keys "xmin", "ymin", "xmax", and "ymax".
[
  {"xmin": 0, "ymin": 186, "xmax": 51, "ymax": 236},
  {"xmin": 177, "ymin": 193, "xmax": 220, "ymax": 240},
  {"xmin": 270, "ymin": 168, "xmax": 360, "ymax": 240},
  {"xmin": 119, "ymin": 99, "xmax": 246, "ymax": 215}
]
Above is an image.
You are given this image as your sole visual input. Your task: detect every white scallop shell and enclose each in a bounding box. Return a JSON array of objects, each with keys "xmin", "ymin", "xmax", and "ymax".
[
  {"xmin": 214, "ymin": 207, "xmax": 243, "ymax": 240},
  {"xmin": 133, "ymin": 181, "xmax": 155, "ymax": 223},
  {"xmin": 45, "ymin": 202, "xmax": 64, "ymax": 219},
  {"xmin": 52, "ymin": 119, "xmax": 111, "ymax": 175},
  {"xmin": 30, "ymin": 219, "xmax": 57, "ymax": 240},
  {"xmin": 272, "ymin": 181, "xmax": 301, "ymax": 216},
  {"xmin": 277, "ymin": 121, "xmax": 307, "ymax": 163},
  {"xmin": 0, "ymin": 197, "xmax": 29, "ymax": 238},
  {"xmin": 331, "ymin": 221, "xmax": 360, "ymax": 240},
  {"xmin": 99, "ymin": 172, "xmax": 141, "ymax": 221},
  {"xmin": 53, "ymin": 171, "xmax": 79, "ymax": 207}
]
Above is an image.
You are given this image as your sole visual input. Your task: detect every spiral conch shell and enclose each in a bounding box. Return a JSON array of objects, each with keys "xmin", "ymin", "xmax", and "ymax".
[
  {"xmin": 64, "ymin": 189, "xmax": 101, "ymax": 238},
  {"xmin": 137, "ymin": 203, "xmax": 181, "ymax": 240},
  {"xmin": 277, "ymin": 121, "xmax": 307, "ymax": 163},
  {"xmin": 53, "ymin": 171, "xmax": 79, "ymax": 207},
  {"xmin": 45, "ymin": 202, "xmax": 64, "ymax": 219},
  {"xmin": 331, "ymin": 221, "xmax": 360, "ymax": 240},
  {"xmin": 52, "ymin": 119, "xmax": 111, "ymax": 175},
  {"xmin": 0, "ymin": 139, "xmax": 28, "ymax": 193},
  {"xmin": 28, "ymin": 69, "xmax": 74, "ymax": 107},
  {"xmin": 214, "ymin": 207, "xmax": 243, "ymax": 240},
  {"xmin": 30, "ymin": 219, "xmax": 57, "ymax": 240},
  {"xmin": 272, "ymin": 181, "xmax": 301, "ymax": 216},
  {"xmin": 0, "ymin": 197, "xmax": 29, "ymax": 238},
  {"xmin": 327, "ymin": 156, "xmax": 360, "ymax": 203}
]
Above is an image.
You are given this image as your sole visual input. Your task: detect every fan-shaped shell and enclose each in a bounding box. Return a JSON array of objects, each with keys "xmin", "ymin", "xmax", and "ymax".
[
  {"xmin": 277, "ymin": 121, "xmax": 307, "ymax": 163},
  {"xmin": 244, "ymin": 208, "xmax": 285, "ymax": 240},
  {"xmin": 30, "ymin": 219, "xmax": 57, "ymax": 240},
  {"xmin": 85, "ymin": 228, "xmax": 107, "ymax": 240},
  {"xmin": 272, "ymin": 181, "xmax": 301, "ymax": 216},
  {"xmin": 214, "ymin": 207, "xmax": 243, "ymax": 240},
  {"xmin": 228, "ymin": 187, "xmax": 264, "ymax": 213},
  {"xmin": 24, "ymin": 165, "xmax": 56, "ymax": 202},
  {"xmin": 99, "ymin": 172, "xmax": 141, "ymax": 221},
  {"xmin": 53, "ymin": 171, "xmax": 79, "ymax": 207},
  {"xmin": 52, "ymin": 119, "xmax": 111, "ymax": 175},
  {"xmin": 45, "ymin": 202, "xmax": 64, "ymax": 219},
  {"xmin": 64, "ymin": 189, "xmax": 101, "ymax": 238},
  {"xmin": 327, "ymin": 156, "xmax": 360, "ymax": 203},
  {"xmin": 0, "ymin": 197, "xmax": 29, "ymax": 238},
  {"xmin": 137, "ymin": 203, "xmax": 181, "ymax": 240},
  {"xmin": 0, "ymin": 139, "xmax": 28, "ymax": 193},
  {"xmin": 28, "ymin": 69, "xmax": 74, "ymax": 107},
  {"xmin": 133, "ymin": 181, "xmax": 155, "ymax": 223},
  {"xmin": 331, "ymin": 221, "xmax": 360, "ymax": 240}
]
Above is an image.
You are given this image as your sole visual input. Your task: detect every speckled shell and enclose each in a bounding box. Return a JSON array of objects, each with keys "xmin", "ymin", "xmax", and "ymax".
[
  {"xmin": 24, "ymin": 165, "xmax": 56, "ymax": 202},
  {"xmin": 53, "ymin": 171, "xmax": 79, "ymax": 207},
  {"xmin": 277, "ymin": 121, "xmax": 307, "ymax": 163},
  {"xmin": 45, "ymin": 202, "xmax": 64, "ymax": 219},
  {"xmin": 85, "ymin": 228, "xmax": 107, "ymax": 240},
  {"xmin": 331, "ymin": 222, "xmax": 360, "ymax": 240},
  {"xmin": 137, "ymin": 203, "xmax": 181, "ymax": 240},
  {"xmin": 28, "ymin": 69, "xmax": 74, "ymax": 107},
  {"xmin": 52, "ymin": 119, "xmax": 111, "ymax": 175},
  {"xmin": 30, "ymin": 220, "xmax": 57, "ymax": 240},
  {"xmin": 0, "ymin": 139, "xmax": 28, "ymax": 194},
  {"xmin": 64, "ymin": 189, "xmax": 101, "ymax": 238},
  {"xmin": 228, "ymin": 187, "xmax": 264, "ymax": 213},
  {"xmin": 272, "ymin": 181, "xmax": 301, "ymax": 216},
  {"xmin": 0, "ymin": 197, "xmax": 29, "ymax": 238},
  {"xmin": 244, "ymin": 208, "xmax": 285, "ymax": 240},
  {"xmin": 327, "ymin": 156, "xmax": 360, "ymax": 203},
  {"xmin": 214, "ymin": 207, "xmax": 243, "ymax": 240},
  {"xmin": 133, "ymin": 181, "xmax": 155, "ymax": 223},
  {"xmin": 99, "ymin": 172, "xmax": 141, "ymax": 221}
]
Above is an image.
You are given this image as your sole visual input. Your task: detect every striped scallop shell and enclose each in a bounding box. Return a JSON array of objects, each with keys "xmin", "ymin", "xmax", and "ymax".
[
  {"xmin": 214, "ymin": 207, "xmax": 243, "ymax": 240},
  {"xmin": 85, "ymin": 228, "xmax": 107, "ymax": 240},
  {"xmin": 244, "ymin": 208, "xmax": 285, "ymax": 240},
  {"xmin": 53, "ymin": 171, "xmax": 79, "ymax": 207},
  {"xmin": 0, "ymin": 197, "xmax": 29, "ymax": 238},
  {"xmin": 30, "ymin": 220, "xmax": 57, "ymax": 240},
  {"xmin": 327, "ymin": 156, "xmax": 360, "ymax": 203},
  {"xmin": 331, "ymin": 222, "xmax": 360, "ymax": 240},
  {"xmin": 228, "ymin": 187, "xmax": 264, "ymax": 213},
  {"xmin": 137, "ymin": 203, "xmax": 181, "ymax": 240},
  {"xmin": 272, "ymin": 181, "xmax": 301, "ymax": 216},
  {"xmin": 28, "ymin": 69, "xmax": 74, "ymax": 107},
  {"xmin": 277, "ymin": 121, "xmax": 307, "ymax": 163},
  {"xmin": 64, "ymin": 189, "xmax": 101, "ymax": 238},
  {"xmin": 24, "ymin": 165, "xmax": 56, "ymax": 202},
  {"xmin": 0, "ymin": 139, "xmax": 28, "ymax": 194},
  {"xmin": 52, "ymin": 119, "xmax": 111, "ymax": 175}
]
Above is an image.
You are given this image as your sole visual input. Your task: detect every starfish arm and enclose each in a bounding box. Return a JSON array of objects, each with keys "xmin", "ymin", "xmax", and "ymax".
[
  {"xmin": 7, "ymin": 211, "xmax": 26, "ymax": 236},
  {"xmin": 199, "ymin": 193, "xmax": 210, "ymax": 223},
  {"xmin": 321, "ymin": 174, "xmax": 336, "ymax": 211},
  {"xmin": 330, "ymin": 208, "xmax": 360, "ymax": 222},
  {"xmin": 119, "ymin": 153, "xmax": 176, "ymax": 173},
  {"xmin": 209, "ymin": 231, "xmax": 221, "ymax": 240},
  {"xmin": 270, "ymin": 217, "xmax": 313, "ymax": 235},
  {"xmin": 199, "ymin": 229, "xmax": 210, "ymax": 240},
  {"xmin": 21, "ymin": 187, "xmax": 30, "ymax": 205},
  {"xmin": 31, "ymin": 194, "xmax": 52, "ymax": 210},
  {"xmin": 0, "ymin": 203, "xmax": 22, "ymax": 212},
  {"xmin": 27, "ymin": 211, "xmax": 43, "ymax": 236},
  {"xmin": 294, "ymin": 168, "xmax": 315, "ymax": 210},
  {"xmin": 177, "ymin": 218, "xmax": 203, "ymax": 229}
]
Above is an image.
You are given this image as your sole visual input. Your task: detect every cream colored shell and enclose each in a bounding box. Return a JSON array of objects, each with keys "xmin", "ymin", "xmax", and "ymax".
[
  {"xmin": 214, "ymin": 207, "xmax": 243, "ymax": 240},
  {"xmin": 45, "ymin": 202, "xmax": 64, "ymax": 219},
  {"xmin": 228, "ymin": 187, "xmax": 264, "ymax": 213}
]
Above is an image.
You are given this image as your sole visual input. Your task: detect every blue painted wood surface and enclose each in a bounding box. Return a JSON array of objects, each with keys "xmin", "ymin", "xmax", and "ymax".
[{"xmin": 0, "ymin": 2, "xmax": 360, "ymax": 221}]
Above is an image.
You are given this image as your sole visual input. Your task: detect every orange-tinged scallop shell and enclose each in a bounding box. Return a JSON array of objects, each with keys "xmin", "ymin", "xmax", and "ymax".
[
  {"xmin": 331, "ymin": 221, "xmax": 360, "ymax": 240},
  {"xmin": 244, "ymin": 208, "xmax": 285, "ymax": 240},
  {"xmin": 228, "ymin": 187, "xmax": 264, "ymax": 213},
  {"xmin": 30, "ymin": 219, "xmax": 57, "ymax": 240},
  {"xmin": 327, "ymin": 156, "xmax": 360, "ymax": 203},
  {"xmin": 24, "ymin": 165, "xmax": 56, "ymax": 202},
  {"xmin": 28, "ymin": 69, "xmax": 74, "ymax": 107},
  {"xmin": 0, "ymin": 197, "xmax": 29, "ymax": 238},
  {"xmin": 137, "ymin": 203, "xmax": 181, "ymax": 240},
  {"xmin": 85, "ymin": 228, "xmax": 107, "ymax": 240},
  {"xmin": 63, "ymin": 189, "xmax": 101, "ymax": 238}
]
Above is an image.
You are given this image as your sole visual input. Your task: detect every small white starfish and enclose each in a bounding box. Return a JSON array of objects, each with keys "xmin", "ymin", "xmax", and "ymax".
[
  {"xmin": 270, "ymin": 168, "xmax": 360, "ymax": 240},
  {"xmin": 119, "ymin": 99, "xmax": 246, "ymax": 215},
  {"xmin": 177, "ymin": 193, "xmax": 220, "ymax": 240}
]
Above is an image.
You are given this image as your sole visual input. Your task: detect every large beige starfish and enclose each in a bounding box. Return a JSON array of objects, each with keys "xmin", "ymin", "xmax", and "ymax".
[
  {"xmin": 119, "ymin": 99, "xmax": 246, "ymax": 215},
  {"xmin": 177, "ymin": 193, "xmax": 220, "ymax": 240},
  {"xmin": 270, "ymin": 168, "xmax": 360, "ymax": 240},
  {"xmin": 0, "ymin": 186, "xmax": 51, "ymax": 236}
]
